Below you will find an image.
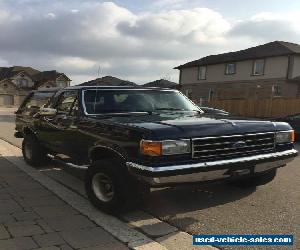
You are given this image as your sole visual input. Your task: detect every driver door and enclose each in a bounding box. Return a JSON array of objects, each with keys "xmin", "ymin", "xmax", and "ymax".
[{"xmin": 39, "ymin": 90, "xmax": 77, "ymax": 154}]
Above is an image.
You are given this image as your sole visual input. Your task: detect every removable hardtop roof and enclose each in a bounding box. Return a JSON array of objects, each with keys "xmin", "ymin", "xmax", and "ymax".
[{"xmin": 65, "ymin": 85, "xmax": 176, "ymax": 91}]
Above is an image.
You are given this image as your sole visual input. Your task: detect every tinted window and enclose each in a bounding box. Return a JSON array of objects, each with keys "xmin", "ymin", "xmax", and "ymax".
[
  {"xmin": 83, "ymin": 89, "xmax": 199, "ymax": 114},
  {"xmin": 70, "ymin": 98, "xmax": 80, "ymax": 116},
  {"xmin": 56, "ymin": 91, "xmax": 77, "ymax": 113},
  {"xmin": 24, "ymin": 92, "xmax": 54, "ymax": 109},
  {"xmin": 288, "ymin": 114, "xmax": 300, "ymax": 120}
]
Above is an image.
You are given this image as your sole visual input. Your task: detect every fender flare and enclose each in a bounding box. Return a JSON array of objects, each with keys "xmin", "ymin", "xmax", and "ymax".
[{"xmin": 88, "ymin": 145, "xmax": 128, "ymax": 164}]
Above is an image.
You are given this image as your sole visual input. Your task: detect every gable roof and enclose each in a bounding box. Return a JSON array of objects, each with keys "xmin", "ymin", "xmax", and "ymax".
[
  {"xmin": 0, "ymin": 66, "xmax": 71, "ymax": 90},
  {"xmin": 78, "ymin": 76, "xmax": 137, "ymax": 86},
  {"xmin": 143, "ymin": 79, "xmax": 178, "ymax": 89},
  {"xmin": 175, "ymin": 41, "xmax": 300, "ymax": 69},
  {"xmin": 31, "ymin": 70, "xmax": 70, "ymax": 88},
  {"xmin": 0, "ymin": 66, "xmax": 40, "ymax": 80}
]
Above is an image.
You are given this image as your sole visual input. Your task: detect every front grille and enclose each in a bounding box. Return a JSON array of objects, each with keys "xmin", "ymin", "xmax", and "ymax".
[{"xmin": 192, "ymin": 132, "xmax": 275, "ymax": 160}]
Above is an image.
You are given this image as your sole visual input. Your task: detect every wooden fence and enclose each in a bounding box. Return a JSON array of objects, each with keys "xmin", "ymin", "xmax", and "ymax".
[{"xmin": 207, "ymin": 98, "xmax": 300, "ymax": 118}]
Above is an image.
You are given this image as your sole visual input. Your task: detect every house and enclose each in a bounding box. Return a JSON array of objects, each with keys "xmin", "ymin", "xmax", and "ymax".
[
  {"xmin": 78, "ymin": 76, "xmax": 136, "ymax": 86},
  {"xmin": 33, "ymin": 70, "xmax": 71, "ymax": 89},
  {"xmin": 175, "ymin": 41, "xmax": 300, "ymax": 103},
  {"xmin": 0, "ymin": 66, "xmax": 71, "ymax": 106},
  {"xmin": 143, "ymin": 79, "xmax": 179, "ymax": 89},
  {"xmin": 79, "ymin": 76, "xmax": 180, "ymax": 89}
]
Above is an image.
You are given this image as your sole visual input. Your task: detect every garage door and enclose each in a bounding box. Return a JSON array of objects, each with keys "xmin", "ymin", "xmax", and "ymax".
[{"xmin": 0, "ymin": 95, "xmax": 14, "ymax": 106}]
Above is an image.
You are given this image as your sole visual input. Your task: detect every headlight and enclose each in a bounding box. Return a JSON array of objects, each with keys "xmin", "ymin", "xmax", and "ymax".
[
  {"xmin": 140, "ymin": 139, "xmax": 191, "ymax": 156},
  {"xmin": 275, "ymin": 130, "xmax": 295, "ymax": 144},
  {"xmin": 162, "ymin": 140, "xmax": 191, "ymax": 155}
]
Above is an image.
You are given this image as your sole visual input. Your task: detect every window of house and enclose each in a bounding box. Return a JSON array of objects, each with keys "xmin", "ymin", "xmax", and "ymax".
[
  {"xmin": 198, "ymin": 66, "xmax": 207, "ymax": 80},
  {"xmin": 272, "ymin": 85, "xmax": 281, "ymax": 97},
  {"xmin": 17, "ymin": 79, "xmax": 28, "ymax": 87},
  {"xmin": 225, "ymin": 63, "xmax": 236, "ymax": 75},
  {"xmin": 253, "ymin": 59, "xmax": 265, "ymax": 75},
  {"xmin": 208, "ymin": 89, "xmax": 214, "ymax": 101},
  {"xmin": 57, "ymin": 81, "xmax": 66, "ymax": 88},
  {"xmin": 22, "ymin": 79, "xmax": 28, "ymax": 87}
]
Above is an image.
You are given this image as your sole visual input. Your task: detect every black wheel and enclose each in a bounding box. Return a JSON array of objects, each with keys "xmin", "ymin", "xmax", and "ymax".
[
  {"xmin": 229, "ymin": 169, "xmax": 277, "ymax": 188},
  {"xmin": 85, "ymin": 158, "xmax": 143, "ymax": 213},
  {"xmin": 22, "ymin": 135, "xmax": 50, "ymax": 167}
]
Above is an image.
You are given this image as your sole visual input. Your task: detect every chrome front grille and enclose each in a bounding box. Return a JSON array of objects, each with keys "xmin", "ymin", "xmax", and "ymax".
[{"xmin": 192, "ymin": 132, "xmax": 275, "ymax": 160}]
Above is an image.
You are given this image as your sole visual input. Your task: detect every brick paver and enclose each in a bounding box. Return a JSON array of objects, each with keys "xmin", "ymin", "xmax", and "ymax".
[
  {"xmin": 0, "ymin": 237, "xmax": 38, "ymax": 250},
  {"xmin": 0, "ymin": 157, "xmax": 128, "ymax": 249},
  {"xmin": 33, "ymin": 232, "xmax": 65, "ymax": 247},
  {"xmin": 7, "ymin": 223, "xmax": 44, "ymax": 237},
  {"xmin": 60, "ymin": 228, "xmax": 128, "ymax": 249},
  {"xmin": 12, "ymin": 211, "xmax": 40, "ymax": 222},
  {"xmin": 0, "ymin": 224, "xmax": 10, "ymax": 240}
]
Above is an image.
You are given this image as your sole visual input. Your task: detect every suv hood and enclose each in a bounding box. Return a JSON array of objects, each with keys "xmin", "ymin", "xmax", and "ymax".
[{"xmin": 97, "ymin": 113, "xmax": 283, "ymax": 140}]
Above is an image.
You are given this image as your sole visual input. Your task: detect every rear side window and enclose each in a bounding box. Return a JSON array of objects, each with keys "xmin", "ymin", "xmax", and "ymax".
[
  {"xmin": 24, "ymin": 92, "xmax": 54, "ymax": 110},
  {"xmin": 56, "ymin": 91, "xmax": 77, "ymax": 114}
]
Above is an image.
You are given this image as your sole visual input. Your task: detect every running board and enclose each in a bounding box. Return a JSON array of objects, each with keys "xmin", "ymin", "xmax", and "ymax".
[{"xmin": 47, "ymin": 154, "xmax": 89, "ymax": 170}]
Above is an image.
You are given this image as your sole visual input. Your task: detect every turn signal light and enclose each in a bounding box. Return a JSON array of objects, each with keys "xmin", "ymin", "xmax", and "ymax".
[
  {"xmin": 140, "ymin": 140, "xmax": 162, "ymax": 156},
  {"xmin": 291, "ymin": 130, "xmax": 295, "ymax": 142}
]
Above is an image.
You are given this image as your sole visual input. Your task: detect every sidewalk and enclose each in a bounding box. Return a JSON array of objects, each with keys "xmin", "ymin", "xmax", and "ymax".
[{"xmin": 0, "ymin": 156, "xmax": 128, "ymax": 250}]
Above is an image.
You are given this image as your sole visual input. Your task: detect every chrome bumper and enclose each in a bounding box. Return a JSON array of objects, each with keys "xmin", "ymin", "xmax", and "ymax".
[{"xmin": 126, "ymin": 149, "xmax": 297, "ymax": 186}]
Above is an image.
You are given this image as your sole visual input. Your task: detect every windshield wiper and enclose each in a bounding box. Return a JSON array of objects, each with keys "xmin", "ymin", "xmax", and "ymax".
[
  {"xmin": 154, "ymin": 108, "xmax": 203, "ymax": 116},
  {"xmin": 90, "ymin": 110, "xmax": 154, "ymax": 116},
  {"xmin": 155, "ymin": 108, "xmax": 185, "ymax": 111}
]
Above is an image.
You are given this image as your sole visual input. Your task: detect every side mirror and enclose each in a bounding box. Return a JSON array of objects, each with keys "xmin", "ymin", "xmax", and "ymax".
[{"xmin": 39, "ymin": 107, "xmax": 57, "ymax": 116}]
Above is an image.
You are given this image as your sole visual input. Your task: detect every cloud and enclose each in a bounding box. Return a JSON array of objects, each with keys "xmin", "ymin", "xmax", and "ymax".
[
  {"xmin": 229, "ymin": 12, "xmax": 300, "ymax": 42},
  {"xmin": 1, "ymin": 1, "xmax": 300, "ymax": 84},
  {"xmin": 117, "ymin": 8, "xmax": 230, "ymax": 44}
]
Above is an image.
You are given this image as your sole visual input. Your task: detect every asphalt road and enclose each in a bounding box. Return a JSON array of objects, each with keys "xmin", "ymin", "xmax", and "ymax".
[{"xmin": 0, "ymin": 109, "xmax": 299, "ymax": 250}]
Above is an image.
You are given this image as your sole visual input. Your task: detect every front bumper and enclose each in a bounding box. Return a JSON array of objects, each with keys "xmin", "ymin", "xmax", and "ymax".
[{"xmin": 126, "ymin": 149, "xmax": 298, "ymax": 186}]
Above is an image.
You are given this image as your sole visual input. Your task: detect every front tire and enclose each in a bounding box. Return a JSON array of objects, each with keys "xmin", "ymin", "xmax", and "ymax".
[
  {"xmin": 85, "ymin": 159, "xmax": 142, "ymax": 213},
  {"xmin": 22, "ymin": 135, "xmax": 50, "ymax": 167},
  {"xmin": 229, "ymin": 169, "xmax": 277, "ymax": 188}
]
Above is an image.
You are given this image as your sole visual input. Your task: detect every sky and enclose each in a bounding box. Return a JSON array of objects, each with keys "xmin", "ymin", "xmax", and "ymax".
[{"xmin": 1, "ymin": 0, "xmax": 300, "ymax": 85}]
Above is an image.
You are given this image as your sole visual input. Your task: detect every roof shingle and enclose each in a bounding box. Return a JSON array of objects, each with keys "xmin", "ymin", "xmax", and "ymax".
[
  {"xmin": 175, "ymin": 41, "xmax": 300, "ymax": 69},
  {"xmin": 78, "ymin": 76, "xmax": 136, "ymax": 86}
]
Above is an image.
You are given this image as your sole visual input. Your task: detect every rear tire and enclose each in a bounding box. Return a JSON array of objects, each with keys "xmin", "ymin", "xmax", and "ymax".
[
  {"xmin": 229, "ymin": 169, "xmax": 277, "ymax": 188},
  {"xmin": 22, "ymin": 135, "xmax": 50, "ymax": 167},
  {"xmin": 85, "ymin": 158, "xmax": 144, "ymax": 213}
]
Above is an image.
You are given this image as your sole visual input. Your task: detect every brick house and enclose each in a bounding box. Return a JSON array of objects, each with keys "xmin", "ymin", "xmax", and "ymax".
[
  {"xmin": 175, "ymin": 41, "xmax": 300, "ymax": 103},
  {"xmin": 0, "ymin": 66, "xmax": 71, "ymax": 106}
]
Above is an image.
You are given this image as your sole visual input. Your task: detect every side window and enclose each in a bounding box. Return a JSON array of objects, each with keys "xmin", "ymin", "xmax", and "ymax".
[
  {"xmin": 289, "ymin": 114, "xmax": 300, "ymax": 121},
  {"xmin": 25, "ymin": 92, "xmax": 54, "ymax": 109},
  {"xmin": 56, "ymin": 91, "xmax": 77, "ymax": 114},
  {"xmin": 70, "ymin": 98, "xmax": 80, "ymax": 116},
  {"xmin": 46, "ymin": 91, "xmax": 62, "ymax": 108}
]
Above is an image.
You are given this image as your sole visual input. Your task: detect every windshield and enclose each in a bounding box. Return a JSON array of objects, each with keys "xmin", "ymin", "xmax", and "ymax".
[{"xmin": 83, "ymin": 89, "xmax": 200, "ymax": 114}]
